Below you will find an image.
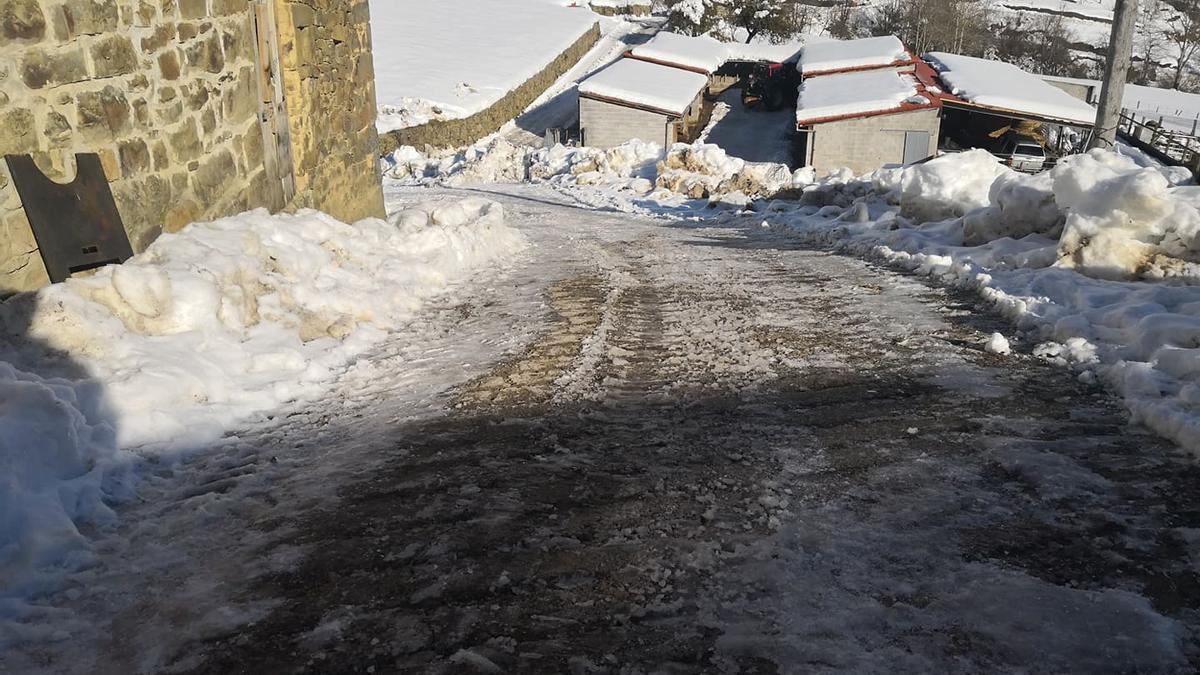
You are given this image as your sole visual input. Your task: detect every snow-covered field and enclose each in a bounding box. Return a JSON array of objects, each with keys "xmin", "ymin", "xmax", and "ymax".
[
  {"xmin": 369, "ymin": 0, "xmax": 599, "ymax": 132},
  {"xmin": 0, "ymin": 200, "xmax": 525, "ymax": 638}
]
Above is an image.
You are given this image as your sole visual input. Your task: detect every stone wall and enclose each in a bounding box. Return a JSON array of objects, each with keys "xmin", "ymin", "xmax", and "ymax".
[
  {"xmin": 0, "ymin": 0, "xmax": 287, "ymax": 292},
  {"xmin": 0, "ymin": 0, "xmax": 386, "ymax": 294},
  {"xmin": 379, "ymin": 22, "xmax": 600, "ymax": 154},
  {"xmin": 272, "ymin": 0, "xmax": 383, "ymax": 222}
]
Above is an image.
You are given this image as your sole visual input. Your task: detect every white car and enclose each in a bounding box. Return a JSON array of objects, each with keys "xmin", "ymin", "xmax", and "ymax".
[{"xmin": 995, "ymin": 135, "xmax": 1047, "ymax": 173}]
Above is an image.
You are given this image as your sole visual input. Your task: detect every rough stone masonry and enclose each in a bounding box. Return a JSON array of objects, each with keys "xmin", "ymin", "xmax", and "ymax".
[{"xmin": 0, "ymin": 0, "xmax": 384, "ymax": 293}]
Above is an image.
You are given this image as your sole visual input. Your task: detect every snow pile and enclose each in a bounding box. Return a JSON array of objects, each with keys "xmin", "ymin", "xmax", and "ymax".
[
  {"xmin": 384, "ymin": 139, "xmax": 804, "ymax": 200},
  {"xmin": 629, "ymin": 30, "xmax": 729, "ymax": 73},
  {"xmin": 798, "ymin": 36, "xmax": 910, "ymax": 75},
  {"xmin": 579, "ymin": 58, "xmax": 709, "ymax": 115},
  {"xmin": 925, "ymin": 52, "xmax": 1097, "ymax": 125},
  {"xmin": 886, "ymin": 149, "xmax": 1009, "ymax": 222},
  {"xmin": 0, "ymin": 200, "xmax": 525, "ymax": 605},
  {"xmin": 385, "ymin": 137, "xmax": 662, "ymax": 192},
  {"xmin": 1054, "ymin": 151, "xmax": 1200, "ymax": 280},
  {"xmin": 795, "ymin": 70, "xmax": 920, "ymax": 124},
  {"xmin": 734, "ymin": 149, "xmax": 1200, "ymax": 452},
  {"xmin": 370, "ymin": 0, "xmax": 598, "ymax": 132},
  {"xmin": 655, "ymin": 143, "xmax": 800, "ymax": 199}
]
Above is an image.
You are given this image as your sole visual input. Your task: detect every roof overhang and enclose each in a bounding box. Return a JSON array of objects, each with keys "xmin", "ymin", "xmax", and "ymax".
[
  {"xmin": 796, "ymin": 101, "xmax": 939, "ymax": 126},
  {"xmin": 624, "ymin": 51, "xmax": 713, "ymax": 75},
  {"xmin": 579, "ymin": 90, "xmax": 686, "ymax": 118},
  {"xmin": 940, "ymin": 98, "xmax": 1096, "ymax": 129},
  {"xmin": 800, "ymin": 55, "xmax": 916, "ymax": 78}
]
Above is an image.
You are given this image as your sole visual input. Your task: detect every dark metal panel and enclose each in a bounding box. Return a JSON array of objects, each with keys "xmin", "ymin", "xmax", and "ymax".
[{"xmin": 4, "ymin": 153, "xmax": 134, "ymax": 284}]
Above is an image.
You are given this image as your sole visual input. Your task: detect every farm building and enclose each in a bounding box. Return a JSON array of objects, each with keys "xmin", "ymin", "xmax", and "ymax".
[
  {"xmin": 794, "ymin": 66, "xmax": 942, "ymax": 175},
  {"xmin": 578, "ymin": 58, "xmax": 709, "ymax": 148},
  {"xmin": 925, "ymin": 52, "xmax": 1098, "ymax": 158}
]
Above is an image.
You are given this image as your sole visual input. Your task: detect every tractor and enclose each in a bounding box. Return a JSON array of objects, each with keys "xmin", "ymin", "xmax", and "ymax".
[{"xmin": 741, "ymin": 61, "xmax": 800, "ymax": 112}]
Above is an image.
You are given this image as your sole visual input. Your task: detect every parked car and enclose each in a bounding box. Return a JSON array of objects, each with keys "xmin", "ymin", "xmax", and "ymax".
[{"xmin": 994, "ymin": 134, "xmax": 1047, "ymax": 173}]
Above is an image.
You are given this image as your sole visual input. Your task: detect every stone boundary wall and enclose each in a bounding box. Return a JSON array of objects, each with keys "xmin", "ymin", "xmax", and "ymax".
[
  {"xmin": 588, "ymin": 3, "xmax": 651, "ymax": 17},
  {"xmin": 379, "ymin": 22, "xmax": 600, "ymax": 155},
  {"xmin": 0, "ymin": 0, "xmax": 287, "ymax": 292},
  {"xmin": 273, "ymin": 0, "xmax": 383, "ymax": 222}
]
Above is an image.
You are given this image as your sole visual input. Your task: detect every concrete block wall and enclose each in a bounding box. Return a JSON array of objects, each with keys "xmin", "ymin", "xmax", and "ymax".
[
  {"xmin": 0, "ymin": 0, "xmax": 287, "ymax": 292},
  {"xmin": 580, "ymin": 96, "xmax": 672, "ymax": 148},
  {"xmin": 807, "ymin": 108, "xmax": 940, "ymax": 175},
  {"xmin": 272, "ymin": 0, "xmax": 383, "ymax": 222}
]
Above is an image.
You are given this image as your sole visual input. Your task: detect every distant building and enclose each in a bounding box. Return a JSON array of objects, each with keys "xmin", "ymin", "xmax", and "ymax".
[
  {"xmin": 794, "ymin": 65, "xmax": 942, "ymax": 175},
  {"xmin": 579, "ymin": 58, "xmax": 709, "ymax": 148}
]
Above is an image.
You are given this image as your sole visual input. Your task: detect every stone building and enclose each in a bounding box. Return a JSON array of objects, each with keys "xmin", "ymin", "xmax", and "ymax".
[{"xmin": 0, "ymin": 0, "xmax": 385, "ymax": 293}]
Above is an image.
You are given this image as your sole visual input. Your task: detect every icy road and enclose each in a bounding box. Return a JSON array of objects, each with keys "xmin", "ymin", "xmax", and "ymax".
[{"xmin": 12, "ymin": 184, "xmax": 1200, "ymax": 674}]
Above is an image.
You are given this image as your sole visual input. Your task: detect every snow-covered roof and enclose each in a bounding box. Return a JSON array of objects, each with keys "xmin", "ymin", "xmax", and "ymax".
[
  {"xmin": 798, "ymin": 36, "xmax": 911, "ymax": 75},
  {"xmin": 370, "ymin": 0, "xmax": 597, "ymax": 132},
  {"xmin": 725, "ymin": 41, "xmax": 804, "ymax": 64},
  {"xmin": 925, "ymin": 52, "xmax": 1098, "ymax": 126},
  {"xmin": 629, "ymin": 31, "xmax": 729, "ymax": 73},
  {"xmin": 579, "ymin": 58, "xmax": 709, "ymax": 115},
  {"xmin": 795, "ymin": 69, "xmax": 929, "ymax": 125}
]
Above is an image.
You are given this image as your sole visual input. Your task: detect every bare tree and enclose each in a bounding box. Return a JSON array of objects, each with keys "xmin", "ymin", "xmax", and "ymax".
[
  {"xmin": 865, "ymin": 0, "xmax": 994, "ymax": 56},
  {"xmin": 1137, "ymin": 0, "xmax": 1167, "ymax": 84},
  {"xmin": 663, "ymin": 0, "xmax": 806, "ymax": 42},
  {"xmin": 1167, "ymin": 0, "xmax": 1200, "ymax": 89}
]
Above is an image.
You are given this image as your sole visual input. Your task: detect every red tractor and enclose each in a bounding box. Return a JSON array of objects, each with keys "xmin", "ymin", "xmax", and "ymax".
[{"xmin": 741, "ymin": 61, "xmax": 800, "ymax": 111}]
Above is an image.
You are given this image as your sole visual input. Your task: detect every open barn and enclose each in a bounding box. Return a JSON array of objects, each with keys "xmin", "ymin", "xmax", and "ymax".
[{"xmin": 925, "ymin": 52, "xmax": 1098, "ymax": 166}]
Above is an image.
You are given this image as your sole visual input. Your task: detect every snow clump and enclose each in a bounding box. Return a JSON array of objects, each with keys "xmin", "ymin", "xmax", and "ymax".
[{"xmin": 0, "ymin": 198, "xmax": 525, "ymax": 608}]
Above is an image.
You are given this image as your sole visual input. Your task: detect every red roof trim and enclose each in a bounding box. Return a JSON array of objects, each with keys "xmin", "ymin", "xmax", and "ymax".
[
  {"xmin": 796, "ymin": 99, "xmax": 939, "ymax": 126},
  {"xmin": 623, "ymin": 51, "xmax": 712, "ymax": 75},
  {"xmin": 796, "ymin": 64, "xmax": 946, "ymax": 126},
  {"xmin": 800, "ymin": 51, "xmax": 917, "ymax": 77},
  {"xmin": 579, "ymin": 90, "xmax": 686, "ymax": 118}
]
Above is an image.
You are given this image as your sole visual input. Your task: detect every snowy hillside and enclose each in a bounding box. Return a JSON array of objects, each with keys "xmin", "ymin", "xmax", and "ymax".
[{"xmin": 369, "ymin": 0, "xmax": 600, "ymax": 132}]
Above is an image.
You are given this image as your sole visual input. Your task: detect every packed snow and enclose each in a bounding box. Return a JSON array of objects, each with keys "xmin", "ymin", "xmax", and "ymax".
[
  {"xmin": 749, "ymin": 149, "xmax": 1200, "ymax": 452},
  {"xmin": 795, "ymin": 69, "xmax": 922, "ymax": 124},
  {"xmin": 370, "ymin": 0, "xmax": 598, "ymax": 132},
  {"xmin": 0, "ymin": 200, "xmax": 526, "ymax": 620},
  {"xmin": 798, "ymin": 36, "xmax": 910, "ymax": 75},
  {"xmin": 629, "ymin": 30, "xmax": 729, "ymax": 73},
  {"xmin": 579, "ymin": 57, "xmax": 709, "ymax": 115},
  {"xmin": 384, "ymin": 138, "xmax": 809, "ymax": 202},
  {"xmin": 925, "ymin": 52, "xmax": 1098, "ymax": 125},
  {"xmin": 723, "ymin": 41, "xmax": 804, "ymax": 64}
]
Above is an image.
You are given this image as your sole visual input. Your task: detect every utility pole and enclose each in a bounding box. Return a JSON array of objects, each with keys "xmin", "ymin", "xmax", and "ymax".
[{"xmin": 1091, "ymin": 0, "xmax": 1139, "ymax": 148}]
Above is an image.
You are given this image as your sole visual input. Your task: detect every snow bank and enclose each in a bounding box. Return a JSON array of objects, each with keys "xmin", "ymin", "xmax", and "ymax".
[
  {"xmin": 384, "ymin": 139, "xmax": 803, "ymax": 200},
  {"xmin": 656, "ymin": 142, "xmax": 798, "ymax": 199},
  {"xmin": 370, "ymin": 0, "xmax": 598, "ymax": 131},
  {"xmin": 924, "ymin": 52, "xmax": 1097, "ymax": 125},
  {"xmin": 742, "ymin": 149, "xmax": 1200, "ymax": 453},
  {"xmin": 579, "ymin": 58, "xmax": 709, "ymax": 115},
  {"xmin": 795, "ymin": 69, "xmax": 919, "ymax": 124},
  {"xmin": 798, "ymin": 36, "xmax": 910, "ymax": 75},
  {"xmin": 0, "ymin": 200, "xmax": 525, "ymax": 609},
  {"xmin": 1054, "ymin": 151, "xmax": 1200, "ymax": 280}
]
